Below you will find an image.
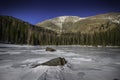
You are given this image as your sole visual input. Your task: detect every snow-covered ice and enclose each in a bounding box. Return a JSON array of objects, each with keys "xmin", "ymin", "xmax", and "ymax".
[{"xmin": 0, "ymin": 44, "xmax": 120, "ymax": 80}]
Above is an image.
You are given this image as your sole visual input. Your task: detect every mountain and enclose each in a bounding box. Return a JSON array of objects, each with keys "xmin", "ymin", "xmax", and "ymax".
[
  {"xmin": 0, "ymin": 12, "xmax": 120, "ymax": 46},
  {"xmin": 36, "ymin": 12, "xmax": 120, "ymax": 33},
  {"xmin": 72, "ymin": 12, "xmax": 120, "ymax": 33},
  {"xmin": 0, "ymin": 16, "xmax": 57, "ymax": 45},
  {"xmin": 36, "ymin": 16, "xmax": 85, "ymax": 33}
]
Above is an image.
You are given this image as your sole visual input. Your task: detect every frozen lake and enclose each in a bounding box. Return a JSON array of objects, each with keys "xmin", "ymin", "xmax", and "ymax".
[{"xmin": 0, "ymin": 44, "xmax": 120, "ymax": 80}]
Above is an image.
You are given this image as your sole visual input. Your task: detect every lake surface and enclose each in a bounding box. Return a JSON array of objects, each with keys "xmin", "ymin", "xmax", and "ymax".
[{"xmin": 0, "ymin": 44, "xmax": 120, "ymax": 80}]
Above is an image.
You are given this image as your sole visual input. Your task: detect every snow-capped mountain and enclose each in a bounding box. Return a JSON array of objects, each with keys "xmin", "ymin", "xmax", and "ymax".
[
  {"xmin": 36, "ymin": 16, "xmax": 85, "ymax": 33},
  {"xmin": 37, "ymin": 16, "xmax": 84, "ymax": 28},
  {"xmin": 49, "ymin": 16, "xmax": 84, "ymax": 28},
  {"xmin": 36, "ymin": 13, "xmax": 120, "ymax": 33}
]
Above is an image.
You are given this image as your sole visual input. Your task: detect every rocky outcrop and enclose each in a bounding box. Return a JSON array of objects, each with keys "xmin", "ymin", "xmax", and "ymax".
[
  {"xmin": 32, "ymin": 57, "xmax": 67, "ymax": 68},
  {"xmin": 46, "ymin": 47, "xmax": 56, "ymax": 52}
]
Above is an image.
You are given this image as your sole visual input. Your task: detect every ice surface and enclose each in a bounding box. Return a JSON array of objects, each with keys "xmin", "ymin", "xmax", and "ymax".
[{"xmin": 0, "ymin": 44, "xmax": 120, "ymax": 80}]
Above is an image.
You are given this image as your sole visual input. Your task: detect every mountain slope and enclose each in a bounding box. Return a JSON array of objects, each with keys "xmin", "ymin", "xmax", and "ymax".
[
  {"xmin": 36, "ymin": 16, "xmax": 85, "ymax": 33},
  {"xmin": 72, "ymin": 12, "xmax": 120, "ymax": 33},
  {"xmin": 35, "ymin": 12, "xmax": 120, "ymax": 46},
  {"xmin": 36, "ymin": 13, "xmax": 120, "ymax": 33}
]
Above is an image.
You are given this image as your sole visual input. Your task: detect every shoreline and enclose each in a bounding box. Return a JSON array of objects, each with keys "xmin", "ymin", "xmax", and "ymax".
[{"xmin": 0, "ymin": 43, "xmax": 120, "ymax": 48}]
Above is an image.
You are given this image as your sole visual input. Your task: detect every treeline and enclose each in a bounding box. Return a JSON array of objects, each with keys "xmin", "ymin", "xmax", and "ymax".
[
  {"xmin": 0, "ymin": 16, "xmax": 120, "ymax": 46},
  {"xmin": 0, "ymin": 16, "xmax": 57, "ymax": 45},
  {"xmin": 58, "ymin": 23, "xmax": 120, "ymax": 46},
  {"xmin": 27, "ymin": 26, "xmax": 57, "ymax": 45}
]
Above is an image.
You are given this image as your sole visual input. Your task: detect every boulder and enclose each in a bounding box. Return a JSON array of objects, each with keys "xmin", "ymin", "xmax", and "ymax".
[
  {"xmin": 32, "ymin": 57, "xmax": 67, "ymax": 68},
  {"xmin": 46, "ymin": 47, "xmax": 56, "ymax": 52}
]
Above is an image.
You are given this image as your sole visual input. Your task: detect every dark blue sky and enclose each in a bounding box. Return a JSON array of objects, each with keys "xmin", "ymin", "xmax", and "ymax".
[{"xmin": 0, "ymin": 0, "xmax": 120, "ymax": 24}]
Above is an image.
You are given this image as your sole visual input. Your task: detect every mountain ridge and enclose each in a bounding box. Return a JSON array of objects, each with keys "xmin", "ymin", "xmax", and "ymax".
[{"xmin": 36, "ymin": 12, "xmax": 120, "ymax": 33}]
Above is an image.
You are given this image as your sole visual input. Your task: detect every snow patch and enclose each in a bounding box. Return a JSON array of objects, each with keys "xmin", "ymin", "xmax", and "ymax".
[
  {"xmin": 50, "ymin": 16, "xmax": 85, "ymax": 28},
  {"xmin": 111, "ymin": 19, "xmax": 120, "ymax": 24},
  {"xmin": 58, "ymin": 16, "xmax": 85, "ymax": 22},
  {"xmin": 71, "ymin": 57, "xmax": 92, "ymax": 62},
  {"xmin": 115, "ymin": 62, "xmax": 120, "ymax": 65},
  {"xmin": 58, "ymin": 16, "xmax": 68, "ymax": 22},
  {"xmin": 22, "ymin": 58, "xmax": 51, "ymax": 64},
  {"xmin": 7, "ymin": 52, "xmax": 21, "ymax": 55}
]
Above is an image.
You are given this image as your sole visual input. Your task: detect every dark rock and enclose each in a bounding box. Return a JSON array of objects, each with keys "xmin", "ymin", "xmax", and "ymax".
[
  {"xmin": 32, "ymin": 57, "xmax": 67, "ymax": 68},
  {"xmin": 46, "ymin": 47, "xmax": 56, "ymax": 52}
]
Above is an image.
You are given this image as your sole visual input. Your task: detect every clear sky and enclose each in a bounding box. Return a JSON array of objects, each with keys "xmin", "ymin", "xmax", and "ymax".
[{"xmin": 0, "ymin": 0, "xmax": 120, "ymax": 24}]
